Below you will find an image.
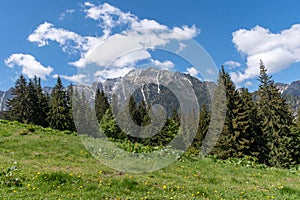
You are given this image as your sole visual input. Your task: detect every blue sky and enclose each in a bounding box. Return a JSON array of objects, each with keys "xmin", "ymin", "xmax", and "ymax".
[{"xmin": 1, "ymin": 0, "xmax": 300, "ymax": 91}]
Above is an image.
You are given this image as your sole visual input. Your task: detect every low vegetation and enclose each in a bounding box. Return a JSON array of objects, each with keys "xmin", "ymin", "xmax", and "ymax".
[{"xmin": 0, "ymin": 120, "xmax": 299, "ymax": 199}]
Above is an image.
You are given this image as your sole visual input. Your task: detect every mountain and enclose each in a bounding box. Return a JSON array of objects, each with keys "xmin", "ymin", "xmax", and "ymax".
[
  {"xmin": 3, "ymin": 69, "xmax": 300, "ymax": 114},
  {"xmin": 0, "ymin": 88, "xmax": 13, "ymax": 111},
  {"xmin": 277, "ymin": 80, "xmax": 300, "ymax": 97},
  {"xmin": 274, "ymin": 81, "xmax": 300, "ymax": 113},
  {"xmin": 109, "ymin": 68, "xmax": 213, "ymax": 117}
]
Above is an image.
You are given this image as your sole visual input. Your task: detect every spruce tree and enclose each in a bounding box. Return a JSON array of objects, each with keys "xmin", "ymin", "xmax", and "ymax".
[
  {"xmin": 7, "ymin": 74, "xmax": 29, "ymax": 123},
  {"xmin": 212, "ymin": 66, "xmax": 241, "ymax": 158},
  {"xmin": 128, "ymin": 95, "xmax": 140, "ymax": 126},
  {"xmin": 234, "ymin": 88, "xmax": 262, "ymax": 158},
  {"xmin": 95, "ymin": 88, "xmax": 110, "ymax": 122},
  {"xmin": 297, "ymin": 106, "xmax": 300, "ymax": 128},
  {"xmin": 192, "ymin": 104, "xmax": 210, "ymax": 150},
  {"xmin": 202, "ymin": 75, "xmax": 226, "ymax": 156},
  {"xmin": 138, "ymin": 100, "xmax": 150, "ymax": 127},
  {"xmin": 65, "ymin": 84, "xmax": 76, "ymax": 131},
  {"xmin": 257, "ymin": 61, "xmax": 296, "ymax": 167},
  {"xmin": 212, "ymin": 67, "xmax": 257, "ymax": 159},
  {"xmin": 26, "ymin": 79, "xmax": 39, "ymax": 124},
  {"xmin": 100, "ymin": 108, "xmax": 125, "ymax": 140},
  {"xmin": 48, "ymin": 76, "xmax": 73, "ymax": 131},
  {"xmin": 34, "ymin": 76, "xmax": 50, "ymax": 127}
]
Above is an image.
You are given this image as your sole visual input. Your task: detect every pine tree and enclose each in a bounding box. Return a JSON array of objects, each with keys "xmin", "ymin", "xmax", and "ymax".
[
  {"xmin": 202, "ymin": 71, "xmax": 226, "ymax": 156},
  {"xmin": 65, "ymin": 84, "xmax": 76, "ymax": 131},
  {"xmin": 297, "ymin": 106, "xmax": 300, "ymax": 128},
  {"xmin": 192, "ymin": 104, "xmax": 210, "ymax": 150},
  {"xmin": 234, "ymin": 88, "xmax": 262, "ymax": 158},
  {"xmin": 138, "ymin": 100, "xmax": 150, "ymax": 127},
  {"xmin": 34, "ymin": 76, "xmax": 50, "ymax": 127},
  {"xmin": 257, "ymin": 61, "xmax": 296, "ymax": 167},
  {"xmin": 212, "ymin": 66, "xmax": 241, "ymax": 158},
  {"xmin": 211, "ymin": 67, "xmax": 259, "ymax": 159},
  {"xmin": 100, "ymin": 108, "xmax": 125, "ymax": 140},
  {"xmin": 95, "ymin": 88, "xmax": 110, "ymax": 122},
  {"xmin": 128, "ymin": 95, "xmax": 140, "ymax": 126},
  {"xmin": 48, "ymin": 76, "xmax": 73, "ymax": 131},
  {"xmin": 72, "ymin": 87, "xmax": 99, "ymax": 136},
  {"xmin": 26, "ymin": 79, "xmax": 39, "ymax": 124},
  {"xmin": 7, "ymin": 74, "xmax": 29, "ymax": 123}
]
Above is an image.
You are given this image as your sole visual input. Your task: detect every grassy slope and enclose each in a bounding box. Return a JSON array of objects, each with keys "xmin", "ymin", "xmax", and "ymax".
[{"xmin": 0, "ymin": 120, "xmax": 299, "ymax": 200}]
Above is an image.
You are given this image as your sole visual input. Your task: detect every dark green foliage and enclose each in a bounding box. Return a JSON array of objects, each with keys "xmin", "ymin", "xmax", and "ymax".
[
  {"xmin": 257, "ymin": 61, "xmax": 297, "ymax": 167},
  {"xmin": 5, "ymin": 65, "xmax": 300, "ymax": 168},
  {"xmin": 34, "ymin": 77, "xmax": 50, "ymax": 127},
  {"xmin": 7, "ymin": 75, "xmax": 29, "ymax": 123},
  {"xmin": 192, "ymin": 104, "xmax": 210, "ymax": 150},
  {"xmin": 7, "ymin": 75, "xmax": 49, "ymax": 127},
  {"xmin": 297, "ymin": 106, "xmax": 300, "ymax": 128},
  {"xmin": 212, "ymin": 66, "xmax": 242, "ymax": 158},
  {"xmin": 95, "ymin": 88, "xmax": 110, "ymax": 122},
  {"xmin": 66, "ymin": 84, "xmax": 76, "ymax": 131},
  {"xmin": 100, "ymin": 108, "xmax": 125, "ymax": 140},
  {"xmin": 237, "ymin": 88, "xmax": 262, "ymax": 158},
  {"xmin": 71, "ymin": 87, "xmax": 98, "ymax": 136},
  {"xmin": 128, "ymin": 95, "xmax": 142, "ymax": 127},
  {"xmin": 48, "ymin": 76, "xmax": 74, "ymax": 131},
  {"xmin": 212, "ymin": 67, "xmax": 261, "ymax": 160}
]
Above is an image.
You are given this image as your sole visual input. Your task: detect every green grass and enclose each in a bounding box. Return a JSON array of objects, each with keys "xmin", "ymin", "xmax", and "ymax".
[{"xmin": 0, "ymin": 119, "xmax": 299, "ymax": 199}]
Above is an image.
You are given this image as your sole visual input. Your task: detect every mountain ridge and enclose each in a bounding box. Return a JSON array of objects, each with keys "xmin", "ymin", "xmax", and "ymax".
[{"xmin": 1, "ymin": 73, "xmax": 300, "ymax": 112}]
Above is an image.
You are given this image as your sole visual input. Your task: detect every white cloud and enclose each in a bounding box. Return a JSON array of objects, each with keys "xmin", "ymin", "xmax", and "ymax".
[
  {"xmin": 84, "ymin": 2, "xmax": 137, "ymax": 31},
  {"xmin": 232, "ymin": 24, "xmax": 300, "ymax": 83},
  {"xmin": 70, "ymin": 25, "xmax": 198, "ymax": 68},
  {"xmin": 73, "ymin": 2, "xmax": 199, "ymax": 68},
  {"xmin": 224, "ymin": 60, "xmax": 241, "ymax": 69},
  {"xmin": 52, "ymin": 74, "xmax": 86, "ymax": 83},
  {"xmin": 114, "ymin": 50, "xmax": 151, "ymax": 67},
  {"xmin": 5, "ymin": 54, "xmax": 53, "ymax": 80},
  {"xmin": 150, "ymin": 59, "xmax": 174, "ymax": 70},
  {"xmin": 28, "ymin": 22, "xmax": 105, "ymax": 55},
  {"xmin": 27, "ymin": 2, "xmax": 200, "ymax": 80},
  {"xmin": 186, "ymin": 67, "xmax": 199, "ymax": 77},
  {"xmin": 132, "ymin": 19, "xmax": 167, "ymax": 30},
  {"xmin": 176, "ymin": 42, "xmax": 187, "ymax": 53},
  {"xmin": 94, "ymin": 67, "xmax": 134, "ymax": 80},
  {"xmin": 59, "ymin": 9, "xmax": 75, "ymax": 21}
]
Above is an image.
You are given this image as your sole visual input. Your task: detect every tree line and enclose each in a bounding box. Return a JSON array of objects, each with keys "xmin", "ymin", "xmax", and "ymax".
[
  {"xmin": 6, "ymin": 75, "xmax": 75, "ymax": 131},
  {"xmin": 5, "ymin": 61, "xmax": 300, "ymax": 168}
]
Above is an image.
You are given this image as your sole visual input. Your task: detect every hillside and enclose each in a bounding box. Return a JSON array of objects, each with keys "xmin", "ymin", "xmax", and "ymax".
[{"xmin": 0, "ymin": 120, "xmax": 299, "ymax": 199}]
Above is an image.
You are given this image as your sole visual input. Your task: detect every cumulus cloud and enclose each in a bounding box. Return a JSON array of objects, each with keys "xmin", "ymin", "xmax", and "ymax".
[
  {"xmin": 94, "ymin": 67, "xmax": 134, "ymax": 80},
  {"xmin": 84, "ymin": 2, "xmax": 137, "ymax": 31},
  {"xmin": 5, "ymin": 54, "xmax": 53, "ymax": 79},
  {"xmin": 231, "ymin": 24, "xmax": 300, "ymax": 83},
  {"xmin": 28, "ymin": 22, "xmax": 105, "ymax": 55},
  {"xmin": 70, "ymin": 26, "xmax": 199, "ymax": 68},
  {"xmin": 52, "ymin": 74, "xmax": 86, "ymax": 83},
  {"xmin": 224, "ymin": 60, "xmax": 241, "ymax": 69},
  {"xmin": 186, "ymin": 67, "xmax": 199, "ymax": 77},
  {"xmin": 150, "ymin": 59, "xmax": 174, "ymax": 70},
  {"xmin": 26, "ymin": 2, "xmax": 200, "ymax": 81},
  {"xmin": 113, "ymin": 50, "xmax": 151, "ymax": 67}
]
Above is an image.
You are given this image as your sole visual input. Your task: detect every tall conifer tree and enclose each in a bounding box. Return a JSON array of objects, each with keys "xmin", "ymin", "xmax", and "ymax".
[
  {"xmin": 95, "ymin": 88, "xmax": 110, "ymax": 122},
  {"xmin": 257, "ymin": 61, "xmax": 296, "ymax": 167},
  {"xmin": 7, "ymin": 74, "xmax": 29, "ymax": 123},
  {"xmin": 48, "ymin": 76, "xmax": 73, "ymax": 131}
]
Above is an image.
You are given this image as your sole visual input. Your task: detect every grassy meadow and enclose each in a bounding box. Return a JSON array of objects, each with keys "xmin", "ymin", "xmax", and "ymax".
[{"xmin": 0, "ymin": 119, "xmax": 299, "ymax": 199}]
